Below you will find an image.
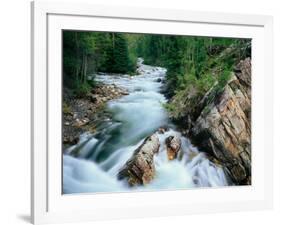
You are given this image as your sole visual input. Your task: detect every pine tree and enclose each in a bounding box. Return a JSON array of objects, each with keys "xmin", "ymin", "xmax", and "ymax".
[{"xmin": 112, "ymin": 33, "xmax": 130, "ymax": 73}]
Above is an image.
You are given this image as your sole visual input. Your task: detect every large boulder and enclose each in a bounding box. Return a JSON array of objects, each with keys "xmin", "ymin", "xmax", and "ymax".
[
  {"xmin": 117, "ymin": 134, "xmax": 160, "ymax": 186},
  {"xmin": 190, "ymin": 58, "xmax": 251, "ymax": 184}
]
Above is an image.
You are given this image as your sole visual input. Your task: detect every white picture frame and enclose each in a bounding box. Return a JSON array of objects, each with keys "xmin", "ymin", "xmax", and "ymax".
[{"xmin": 31, "ymin": 1, "xmax": 274, "ymax": 224}]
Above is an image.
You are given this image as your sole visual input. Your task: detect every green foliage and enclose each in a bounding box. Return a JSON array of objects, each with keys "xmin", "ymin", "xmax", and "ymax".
[
  {"xmin": 202, "ymin": 105, "xmax": 211, "ymax": 115},
  {"xmin": 135, "ymin": 35, "xmax": 250, "ymax": 96},
  {"xmin": 62, "ymin": 102, "xmax": 72, "ymax": 114},
  {"xmin": 63, "ymin": 30, "xmax": 251, "ymax": 105},
  {"xmin": 213, "ymin": 68, "xmax": 233, "ymax": 95},
  {"xmin": 197, "ymin": 73, "xmax": 216, "ymax": 94},
  {"xmin": 74, "ymin": 82, "xmax": 91, "ymax": 97},
  {"xmin": 63, "ymin": 31, "xmax": 139, "ymax": 95},
  {"xmin": 136, "ymin": 35, "xmax": 251, "ymax": 122},
  {"xmin": 112, "ymin": 34, "xmax": 131, "ymax": 73},
  {"xmin": 218, "ymin": 69, "xmax": 232, "ymax": 88}
]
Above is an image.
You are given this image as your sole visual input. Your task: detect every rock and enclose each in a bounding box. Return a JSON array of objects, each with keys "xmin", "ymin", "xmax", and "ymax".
[
  {"xmin": 120, "ymin": 90, "xmax": 129, "ymax": 95},
  {"xmin": 157, "ymin": 126, "xmax": 169, "ymax": 134},
  {"xmin": 74, "ymin": 118, "xmax": 89, "ymax": 127},
  {"xmin": 117, "ymin": 134, "xmax": 160, "ymax": 186},
  {"xmin": 158, "ymin": 128, "xmax": 165, "ymax": 134},
  {"xmin": 82, "ymin": 118, "xmax": 89, "ymax": 123},
  {"xmin": 90, "ymin": 94, "xmax": 99, "ymax": 103},
  {"xmin": 63, "ymin": 135, "xmax": 79, "ymax": 145},
  {"xmin": 165, "ymin": 136, "xmax": 181, "ymax": 160},
  {"xmin": 156, "ymin": 78, "xmax": 162, "ymax": 82},
  {"xmin": 101, "ymin": 97, "xmax": 107, "ymax": 102},
  {"xmin": 73, "ymin": 113, "xmax": 78, "ymax": 119},
  {"xmin": 189, "ymin": 58, "xmax": 251, "ymax": 184}
]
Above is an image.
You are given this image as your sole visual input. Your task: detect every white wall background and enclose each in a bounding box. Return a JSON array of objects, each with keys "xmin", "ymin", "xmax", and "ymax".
[{"xmin": 0, "ymin": 0, "xmax": 279, "ymax": 224}]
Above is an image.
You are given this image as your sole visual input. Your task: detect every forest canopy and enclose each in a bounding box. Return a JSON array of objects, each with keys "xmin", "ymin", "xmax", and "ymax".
[{"xmin": 63, "ymin": 31, "xmax": 251, "ymax": 97}]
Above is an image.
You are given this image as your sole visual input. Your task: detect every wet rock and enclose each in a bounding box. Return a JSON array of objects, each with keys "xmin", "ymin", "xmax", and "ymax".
[
  {"xmin": 63, "ymin": 135, "xmax": 79, "ymax": 146},
  {"xmin": 157, "ymin": 126, "xmax": 169, "ymax": 134},
  {"xmin": 165, "ymin": 136, "xmax": 181, "ymax": 160},
  {"xmin": 156, "ymin": 78, "xmax": 162, "ymax": 82},
  {"xmin": 118, "ymin": 134, "xmax": 160, "ymax": 186},
  {"xmin": 74, "ymin": 118, "xmax": 90, "ymax": 127},
  {"xmin": 120, "ymin": 90, "xmax": 129, "ymax": 95}
]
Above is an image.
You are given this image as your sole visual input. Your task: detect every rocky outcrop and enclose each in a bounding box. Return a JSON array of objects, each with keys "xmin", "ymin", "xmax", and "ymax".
[
  {"xmin": 165, "ymin": 136, "xmax": 181, "ymax": 160},
  {"xmin": 117, "ymin": 134, "xmax": 160, "ymax": 186},
  {"xmin": 189, "ymin": 58, "xmax": 251, "ymax": 184}
]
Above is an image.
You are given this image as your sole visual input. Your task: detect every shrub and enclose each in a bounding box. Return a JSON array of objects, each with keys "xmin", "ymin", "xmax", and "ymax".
[
  {"xmin": 62, "ymin": 102, "xmax": 72, "ymax": 114},
  {"xmin": 74, "ymin": 82, "xmax": 91, "ymax": 97}
]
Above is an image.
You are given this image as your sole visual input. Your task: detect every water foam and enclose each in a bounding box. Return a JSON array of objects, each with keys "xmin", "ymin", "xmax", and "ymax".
[{"xmin": 63, "ymin": 59, "xmax": 228, "ymax": 194}]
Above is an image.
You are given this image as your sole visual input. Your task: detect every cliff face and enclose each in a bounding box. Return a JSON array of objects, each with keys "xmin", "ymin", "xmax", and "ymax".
[{"xmin": 189, "ymin": 58, "xmax": 251, "ymax": 184}]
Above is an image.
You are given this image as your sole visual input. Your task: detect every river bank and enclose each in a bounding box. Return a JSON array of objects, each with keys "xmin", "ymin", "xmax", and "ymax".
[{"xmin": 62, "ymin": 83, "xmax": 129, "ymax": 150}]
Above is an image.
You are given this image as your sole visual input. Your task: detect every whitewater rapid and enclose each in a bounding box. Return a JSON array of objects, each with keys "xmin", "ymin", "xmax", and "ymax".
[{"xmin": 63, "ymin": 59, "xmax": 229, "ymax": 194}]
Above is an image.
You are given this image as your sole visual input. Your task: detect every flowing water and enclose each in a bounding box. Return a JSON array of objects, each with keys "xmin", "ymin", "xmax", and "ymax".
[{"xmin": 63, "ymin": 59, "xmax": 228, "ymax": 194}]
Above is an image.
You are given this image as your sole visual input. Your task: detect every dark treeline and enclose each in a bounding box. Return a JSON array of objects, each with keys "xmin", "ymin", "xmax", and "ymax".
[
  {"xmin": 63, "ymin": 31, "xmax": 251, "ymax": 98},
  {"xmin": 63, "ymin": 31, "xmax": 136, "ymax": 96}
]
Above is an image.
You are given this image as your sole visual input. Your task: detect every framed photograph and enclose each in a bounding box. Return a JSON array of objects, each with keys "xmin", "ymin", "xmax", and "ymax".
[{"xmin": 31, "ymin": 1, "xmax": 273, "ymax": 224}]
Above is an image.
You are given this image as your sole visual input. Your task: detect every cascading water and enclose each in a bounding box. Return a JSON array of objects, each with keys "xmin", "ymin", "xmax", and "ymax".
[{"xmin": 63, "ymin": 58, "xmax": 229, "ymax": 194}]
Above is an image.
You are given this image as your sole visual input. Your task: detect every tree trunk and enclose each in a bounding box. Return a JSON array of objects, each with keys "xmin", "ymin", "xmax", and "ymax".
[
  {"xmin": 74, "ymin": 32, "xmax": 80, "ymax": 86},
  {"xmin": 112, "ymin": 33, "xmax": 115, "ymax": 49},
  {"xmin": 83, "ymin": 54, "xmax": 88, "ymax": 83}
]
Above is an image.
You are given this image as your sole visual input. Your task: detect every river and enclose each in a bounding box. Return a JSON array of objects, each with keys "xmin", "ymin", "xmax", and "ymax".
[{"xmin": 63, "ymin": 59, "xmax": 228, "ymax": 194}]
